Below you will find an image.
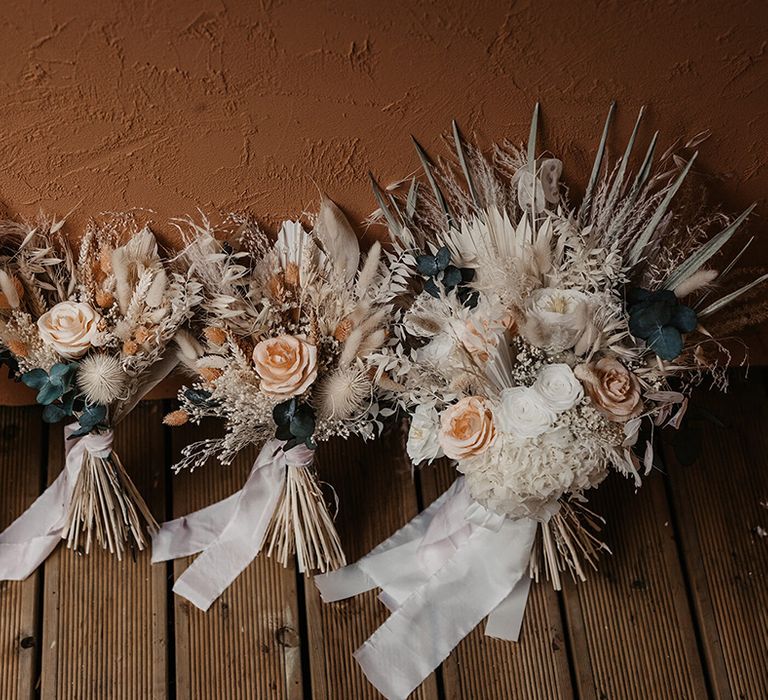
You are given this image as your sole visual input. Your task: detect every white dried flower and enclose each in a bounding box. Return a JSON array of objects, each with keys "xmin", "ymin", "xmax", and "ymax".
[
  {"xmin": 533, "ymin": 363, "xmax": 583, "ymax": 413},
  {"xmin": 406, "ymin": 403, "xmax": 443, "ymax": 465},
  {"xmin": 314, "ymin": 365, "xmax": 371, "ymax": 420},
  {"xmin": 496, "ymin": 386, "xmax": 555, "ymax": 438},
  {"xmin": 459, "ymin": 428, "xmax": 608, "ymax": 520},
  {"xmin": 522, "ymin": 288, "xmax": 590, "ymax": 353},
  {"xmin": 77, "ymin": 353, "xmax": 128, "ymax": 405}
]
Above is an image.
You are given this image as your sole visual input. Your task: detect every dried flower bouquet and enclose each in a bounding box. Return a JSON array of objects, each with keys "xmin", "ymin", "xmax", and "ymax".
[
  {"xmin": 316, "ymin": 105, "xmax": 768, "ymax": 700},
  {"xmin": 0, "ymin": 217, "xmax": 200, "ymax": 579},
  {"xmin": 153, "ymin": 200, "xmax": 393, "ymax": 610}
]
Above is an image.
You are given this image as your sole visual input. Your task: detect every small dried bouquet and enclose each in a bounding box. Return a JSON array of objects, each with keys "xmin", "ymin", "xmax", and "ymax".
[
  {"xmin": 164, "ymin": 199, "xmax": 392, "ymax": 577},
  {"xmin": 0, "ymin": 217, "xmax": 200, "ymax": 571}
]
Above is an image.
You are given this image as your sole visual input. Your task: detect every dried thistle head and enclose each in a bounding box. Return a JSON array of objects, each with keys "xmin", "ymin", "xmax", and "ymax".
[
  {"xmin": 314, "ymin": 365, "xmax": 371, "ymax": 420},
  {"xmin": 77, "ymin": 353, "xmax": 128, "ymax": 405}
]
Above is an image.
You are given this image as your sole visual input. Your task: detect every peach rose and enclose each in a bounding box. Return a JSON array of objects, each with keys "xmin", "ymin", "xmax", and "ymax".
[
  {"xmin": 252, "ymin": 334, "xmax": 318, "ymax": 398},
  {"xmin": 438, "ymin": 396, "xmax": 497, "ymax": 460},
  {"xmin": 37, "ymin": 301, "xmax": 101, "ymax": 360},
  {"xmin": 575, "ymin": 358, "xmax": 642, "ymax": 422}
]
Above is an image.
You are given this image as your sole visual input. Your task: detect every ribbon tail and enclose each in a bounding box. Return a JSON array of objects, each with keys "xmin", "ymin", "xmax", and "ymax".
[
  {"xmin": 0, "ymin": 468, "xmax": 74, "ymax": 581},
  {"xmin": 315, "ymin": 478, "xmax": 465, "ymax": 605},
  {"xmin": 485, "ymin": 573, "xmax": 533, "ymax": 641},
  {"xmin": 170, "ymin": 442, "xmax": 287, "ymax": 611},
  {"xmin": 151, "ymin": 492, "xmax": 241, "ymax": 562},
  {"xmin": 353, "ymin": 517, "xmax": 537, "ymax": 700}
]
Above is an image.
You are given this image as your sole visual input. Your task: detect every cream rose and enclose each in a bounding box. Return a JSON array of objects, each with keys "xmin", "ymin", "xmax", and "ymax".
[
  {"xmin": 575, "ymin": 358, "xmax": 642, "ymax": 422},
  {"xmin": 252, "ymin": 335, "xmax": 318, "ymax": 398},
  {"xmin": 438, "ymin": 396, "xmax": 497, "ymax": 460},
  {"xmin": 407, "ymin": 404, "xmax": 444, "ymax": 464},
  {"xmin": 496, "ymin": 386, "xmax": 556, "ymax": 438},
  {"xmin": 522, "ymin": 288, "xmax": 590, "ymax": 353},
  {"xmin": 534, "ymin": 363, "xmax": 584, "ymax": 413},
  {"xmin": 37, "ymin": 301, "xmax": 101, "ymax": 360}
]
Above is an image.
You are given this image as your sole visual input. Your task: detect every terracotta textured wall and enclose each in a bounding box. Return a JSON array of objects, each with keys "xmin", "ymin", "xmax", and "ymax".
[{"xmin": 1, "ymin": 0, "xmax": 766, "ymax": 401}]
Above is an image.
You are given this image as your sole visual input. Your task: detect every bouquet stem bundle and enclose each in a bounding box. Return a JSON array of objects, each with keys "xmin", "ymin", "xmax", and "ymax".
[
  {"xmin": 529, "ymin": 501, "xmax": 609, "ymax": 590},
  {"xmin": 64, "ymin": 447, "xmax": 158, "ymax": 558},
  {"xmin": 265, "ymin": 463, "xmax": 346, "ymax": 573}
]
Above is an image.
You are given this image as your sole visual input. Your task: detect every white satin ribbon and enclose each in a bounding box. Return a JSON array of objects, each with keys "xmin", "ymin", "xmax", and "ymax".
[
  {"xmin": 315, "ymin": 477, "xmax": 537, "ymax": 700},
  {"xmin": 152, "ymin": 439, "xmax": 312, "ymax": 612},
  {"xmin": 0, "ymin": 425, "xmax": 114, "ymax": 581}
]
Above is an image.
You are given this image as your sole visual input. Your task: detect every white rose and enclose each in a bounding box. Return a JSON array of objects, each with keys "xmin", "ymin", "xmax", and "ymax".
[
  {"xmin": 407, "ymin": 404, "xmax": 444, "ymax": 465},
  {"xmin": 496, "ymin": 386, "xmax": 555, "ymax": 438},
  {"xmin": 414, "ymin": 334, "xmax": 455, "ymax": 365},
  {"xmin": 522, "ymin": 288, "xmax": 590, "ymax": 352},
  {"xmin": 37, "ymin": 301, "xmax": 101, "ymax": 360},
  {"xmin": 533, "ymin": 363, "xmax": 584, "ymax": 413}
]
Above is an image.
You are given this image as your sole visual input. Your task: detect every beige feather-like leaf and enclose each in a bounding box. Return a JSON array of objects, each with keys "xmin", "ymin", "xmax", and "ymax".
[
  {"xmin": 0, "ymin": 270, "xmax": 20, "ymax": 308},
  {"xmin": 356, "ymin": 240, "xmax": 381, "ymax": 298},
  {"xmin": 315, "ymin": 195, "xmax": 359, "ymax": 283}
]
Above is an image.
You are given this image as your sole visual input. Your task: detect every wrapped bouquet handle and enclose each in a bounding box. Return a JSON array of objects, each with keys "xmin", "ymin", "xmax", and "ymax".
[
  {"xmin": 315, "ymin": 478, "xmax": 537, "ymax": 700},
  {"xmin": 0, "ymin": 425, "xmax": 155, "ymax": 580},
  {"xmin": 153, "ymin": 439, "xmax": 345, "ymax": 611}
]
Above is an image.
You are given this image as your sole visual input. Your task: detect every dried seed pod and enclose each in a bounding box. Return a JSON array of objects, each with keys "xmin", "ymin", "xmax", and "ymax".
[
  {"xmin": 333, "ymin": 317, "xmax": 353, "ymax": 342},
  {"xmin": 267, "ymin": 275, "xmax": 285, "ymax": 301},
  {"xmin": 95, "ymin": 289, "xmax": 114, "ymax": 309},
  {"xmin": 284, "ymin": 262, "xmax": 300, "ymax": 287},
  {"xmin": 199, "ymin": 366, "xmax": 223, "ymax": 383},
  {"xmin": 6, "ymin": 338, "xmax": 29, "ymax": 358},
  {"xmin": 134, "ymin": 326, "xmax": 151, "ymax": 344},
  {"xmin": 163, "ymin": 410, "xmax": 190, "ymax": 427},
  {"xmin": 99, "ymin": 246, "xmax": 113, "ymax": 275},
  {"xmin": 122, "ymin": 339, "xmax": 139, "ymax": 356},
  {"xmin": 204, "ymin": 326, "xmax": 227, "ymax": 346}
]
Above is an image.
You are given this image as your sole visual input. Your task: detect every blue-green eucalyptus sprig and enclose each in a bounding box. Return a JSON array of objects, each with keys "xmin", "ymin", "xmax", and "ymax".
[
  {"xmin": 22, "ymin": 362, "xmax": 78, "ymax": 409},
  {"xmin": 415, "ymin": 246, "xmax": 479, "ymax": 309},
  {"xmin": 627, "ymin": 288, "xmax": 698, "ymax": 361},
  {"xmin": 273, "ymin": 397, "xmax": 316, "ymax": 451},
  {"xmin": 21, "ymin": 362, "xmax": 110, "ymax": 434},
  {"xmin": 68, "ymin": 403, "xmax": 109, "ymax": 438}
]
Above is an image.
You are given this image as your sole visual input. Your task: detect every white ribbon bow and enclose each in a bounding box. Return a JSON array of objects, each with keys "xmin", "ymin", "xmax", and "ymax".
[
  {"xmin": 152, "ymin": 439, "xmax": 313, "ymax": 612},
  {"xmin": 0, "ymin": 425, "xmax": 114, "ymax": 581},
  {"xmin": 315, "ymin": 477, "xmax": 537, "ymax": 700}
]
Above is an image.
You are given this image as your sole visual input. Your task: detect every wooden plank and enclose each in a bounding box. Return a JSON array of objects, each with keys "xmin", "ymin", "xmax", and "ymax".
[
  {"xmin": 170, "ymin": 421, "xmax": 302, "ymax": 700},
  {"xmin": 0, "ymin": 406, "xmax": 43, "ymax": 700},
  {"xmin": 663, "ymin": 371, "xmax": 768, "ymax": 698},
  {"xmin": 419, "ymin": 460, "xmax": 574, "ymax": 700},
  {"xmin": 562, "ymin": 470, "xmax": 708, "ymax": 700},
  {"xmin": 304, "ymin": 426, "xmax": 439, "ymax": 700},
  {"xmin": 39, "ymin": 402, "xmax": 168, "ymax": 700}
]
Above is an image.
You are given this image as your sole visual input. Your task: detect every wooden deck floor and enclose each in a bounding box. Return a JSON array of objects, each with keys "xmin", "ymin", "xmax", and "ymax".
[{"xmin": 1, "ymin": 371, "xmax": 767, "ymax": 699}]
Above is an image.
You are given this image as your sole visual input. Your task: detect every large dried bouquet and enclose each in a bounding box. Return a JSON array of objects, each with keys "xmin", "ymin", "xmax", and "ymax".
[
  {"xmin": 316, "ymin": 106, "xmax": 768, "ymax": 700},
  {"xmin": 0, "ymin": 217, "xmax": 200, "ymax": 579},
  {"xmin": 153, "ymin": 200, "xmax": 393, "ymax": 610}
]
